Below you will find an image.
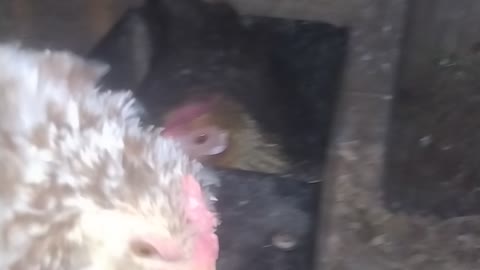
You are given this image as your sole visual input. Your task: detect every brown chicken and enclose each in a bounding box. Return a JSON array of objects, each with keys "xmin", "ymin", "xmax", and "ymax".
[
  {"xmin": 0, "ymin": 43, "xmax": 219, "ymax": 270},
  {"xmin": 160, "ymin": 95, "xmax": 290, "ymax": 174},
  {"xmin": 88, "ymin": 0, "xmax": 293, "ymax": 175}
]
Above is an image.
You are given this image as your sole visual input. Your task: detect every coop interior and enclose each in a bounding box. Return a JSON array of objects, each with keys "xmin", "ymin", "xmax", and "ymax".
[{"xmin": 1, "ymin": 0, "xmax": 480, "ymax": 269}]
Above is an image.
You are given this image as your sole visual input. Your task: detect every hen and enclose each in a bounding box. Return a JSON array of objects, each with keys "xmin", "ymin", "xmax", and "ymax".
[{"xmin": 0, "ymin": 43, "xmax": 219, "ymax": 270}]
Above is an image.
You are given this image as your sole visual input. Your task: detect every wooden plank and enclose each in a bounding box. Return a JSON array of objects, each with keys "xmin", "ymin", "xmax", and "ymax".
[
  {"xmin": 11, "ymin": 0, "xmax": 33, "ymax": 39},
  {"xmin": 388, "ymin": 0, "xmax": 480, "ymax": 218},
  {"xmin": 0, "ymin": 0, "xmax": 138, "ymax": 53},
  {"xmin": 315, "ymin": 0, "xmax": 408, "ymax": 269},
  {"xmin": 223, "ymin": 0, "xmax": 365, "ymax": 26},
  {"xmin": 400, "ymin": 0, "xmax": 480, "ymax": 92},
  {"xmin": 319, "ymin": 0, "xmax": 480, "ymax": 268}
]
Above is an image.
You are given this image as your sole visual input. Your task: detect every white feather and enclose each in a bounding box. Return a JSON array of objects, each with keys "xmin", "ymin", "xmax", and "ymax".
[{"xmin": 0, "ymin": 43, "xmax": 219, "ymax": 270}]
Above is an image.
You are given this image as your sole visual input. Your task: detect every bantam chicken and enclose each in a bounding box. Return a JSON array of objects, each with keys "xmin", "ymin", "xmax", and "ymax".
[{"xmin": 0, "ymin": 43, "xmax": 219, "ymax": 270}]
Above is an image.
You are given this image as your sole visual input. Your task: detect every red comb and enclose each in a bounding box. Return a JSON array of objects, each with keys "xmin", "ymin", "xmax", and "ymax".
[{"xmin": 163, "ymin": 95, "xmax": 222, "ymax": 131}]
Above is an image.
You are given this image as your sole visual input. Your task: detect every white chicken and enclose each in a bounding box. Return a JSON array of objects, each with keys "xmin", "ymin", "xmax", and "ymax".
[{"xmin": 0, "ymin": 43, "xmax": 219, "ymax": 270}]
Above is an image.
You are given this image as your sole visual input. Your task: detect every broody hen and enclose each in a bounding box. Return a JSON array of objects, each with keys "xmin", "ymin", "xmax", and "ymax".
[{"xmin": 0, "ymin": 44, "xmax": 219, "ymax": 270}]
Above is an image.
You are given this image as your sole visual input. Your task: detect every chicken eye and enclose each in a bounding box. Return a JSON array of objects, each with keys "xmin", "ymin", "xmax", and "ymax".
[
  {"xmin": 194, "ymin": 133, "xmax": 208, "ymax": 144},
  {"xmin": 130, "ymin": 240, "xmax": 159, "ymax": 258}
]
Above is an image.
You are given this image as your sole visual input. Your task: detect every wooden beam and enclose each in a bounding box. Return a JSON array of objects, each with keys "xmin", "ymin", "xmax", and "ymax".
[
  {"xmin": 224, "ymin": 0, "xmax": 365, "ymax": 26},
  {"xmin": 316, "ymin": 0, "xmax": 408, "ymax": 269}
]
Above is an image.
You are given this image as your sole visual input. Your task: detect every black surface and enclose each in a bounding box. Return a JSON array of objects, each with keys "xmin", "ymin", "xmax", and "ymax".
[
  {"xmin": 213, "ymin": 168, "xmax": 319, "ymax": 270},
  {"xmin": 245, "ymin": 18, "xmax": 348, "ymax": 170}
]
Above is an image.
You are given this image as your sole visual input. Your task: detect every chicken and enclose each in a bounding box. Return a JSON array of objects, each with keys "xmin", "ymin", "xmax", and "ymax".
[
  {"xmin": 160, "ymin": 95, "xmax": 290, "ymax": 174},
  {"xmin": 0, "ymin": 43, "xmax": 219, "ymax": 270},
  {"xmin": 87, "ymin": 0, "xmax": 291, "ymax": 174}
]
